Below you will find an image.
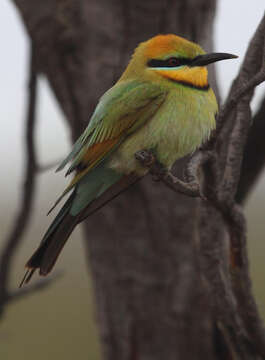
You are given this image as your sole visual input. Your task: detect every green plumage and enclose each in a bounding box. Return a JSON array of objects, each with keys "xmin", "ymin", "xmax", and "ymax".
[
  {"xmin": 20, "ymin": 33, "xmax": 237, "ymax": 286},
  {"xmin": 71, "ymin": 166, "xmax": 121, "ymax": 216},
  {"xmin": 107, "ymin": 80, "xmax": 216, "ymax": 175}
]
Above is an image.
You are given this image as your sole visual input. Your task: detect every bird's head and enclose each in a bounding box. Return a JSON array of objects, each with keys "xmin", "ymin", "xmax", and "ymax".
[{"xmin": 120, "ymin": 34, "xmax": 237, "ymax": 90}]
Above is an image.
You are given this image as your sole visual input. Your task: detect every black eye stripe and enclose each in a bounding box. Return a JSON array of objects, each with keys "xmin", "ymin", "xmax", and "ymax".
[{"xmin": 147, "ymin": 57, "xmax": 192, "ymax": 68}]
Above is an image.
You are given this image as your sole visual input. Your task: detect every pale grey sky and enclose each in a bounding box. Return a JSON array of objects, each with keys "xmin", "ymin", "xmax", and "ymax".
[{"xmin": 0, "ymin": 0, "xmax": 264, "ymax": 203}]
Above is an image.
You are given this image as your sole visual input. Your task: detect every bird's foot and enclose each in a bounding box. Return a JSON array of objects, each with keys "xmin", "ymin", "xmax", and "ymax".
[
  {"xmin": 135, "ymin": 149, "xmax": 155, "ymax": 168},
  {"xmin": 135, "ymin": 149, "xmax": 206, "ymax": 200},
  {"xmin": 135, "ymin": 149, "xmax": 166, "ymax": 180}
]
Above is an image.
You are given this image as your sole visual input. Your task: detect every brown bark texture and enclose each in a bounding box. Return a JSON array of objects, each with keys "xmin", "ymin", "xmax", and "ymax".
[{"xmin": 2, "ymin": 0, "xmax": 265, "ymax": 359}]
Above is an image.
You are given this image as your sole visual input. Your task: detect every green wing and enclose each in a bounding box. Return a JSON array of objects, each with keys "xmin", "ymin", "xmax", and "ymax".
[{"xmin": 57, "ymin": 80, "xmax": 167, "ymax": 192}]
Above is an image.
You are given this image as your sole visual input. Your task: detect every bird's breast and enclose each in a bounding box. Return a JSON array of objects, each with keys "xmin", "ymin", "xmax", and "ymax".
[{"xmin": 108, "ymin": 87, "xmax": 217, "ymax": 175}]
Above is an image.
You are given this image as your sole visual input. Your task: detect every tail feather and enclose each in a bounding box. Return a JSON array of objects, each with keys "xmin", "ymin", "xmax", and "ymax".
[
  {"xmin": 37, "ymin": 214, "xmax": 77, "ymax": 275},
  {"xmin": 19, "ymin": 268, "xmax": 35, "ymax": 287},
  {"xmin": 79, "ymin": 172, "xmax": 140, "ymax": 221},
  {"xmin": 20, "ymin": 171, "xmax": 141, "ymax": 287},
  {"xmin": 19, "ymin": 193, "xmax": 77, "ymax": 287},
  {"xmin": 20, "ymin": 214, "xmax": 77, "ymax": 287}
]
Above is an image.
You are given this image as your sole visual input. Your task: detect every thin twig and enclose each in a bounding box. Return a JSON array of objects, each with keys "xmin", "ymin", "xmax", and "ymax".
[
  {"xmin": 216, "ymin": 14, "xmax": 265, "ymax": 137},
  {"xmin": 236, "ymin": 96, "xmax": 265, "ymax": 203},
  {"xmin": 0, "ymin": 45, "xmax": 38, "ymax": 317},
  {"xmin": 217, "ymin": 68, "xmax": 265, "ymax": 131}
]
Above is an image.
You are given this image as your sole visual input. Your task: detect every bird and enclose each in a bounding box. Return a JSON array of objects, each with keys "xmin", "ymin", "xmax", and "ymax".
[{"xmin": 19, "ymin": 34, "xmax": 237, "ymax": 286}]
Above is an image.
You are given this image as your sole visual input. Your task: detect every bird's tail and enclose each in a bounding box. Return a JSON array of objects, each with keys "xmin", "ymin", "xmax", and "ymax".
[
  {"xmin": 19, "ymin": 192, "xmax": 77, "ymax": 287},
  {"xmin": 19, "ymin": 167, "xmax": 140, "ymax": 287}
]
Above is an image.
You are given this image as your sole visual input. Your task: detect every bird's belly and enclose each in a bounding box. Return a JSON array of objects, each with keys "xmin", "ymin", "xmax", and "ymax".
[{"xmin": 108, "ymin": 91, "xmax": 215, "ymax": 175}]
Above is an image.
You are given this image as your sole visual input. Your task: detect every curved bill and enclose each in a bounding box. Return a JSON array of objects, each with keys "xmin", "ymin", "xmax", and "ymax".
[{"xmin": 190, "ymin": 52, "xmax": 238, "ymax": 67}]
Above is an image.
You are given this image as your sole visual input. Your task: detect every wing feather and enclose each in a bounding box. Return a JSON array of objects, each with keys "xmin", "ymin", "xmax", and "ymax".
[{"xmin": 53, "ymin": 80, "xmax": 167, "ymax": 205}]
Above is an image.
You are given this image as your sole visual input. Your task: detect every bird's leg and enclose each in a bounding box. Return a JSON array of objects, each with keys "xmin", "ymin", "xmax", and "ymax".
[{"xmin": 135, "ymin": 149, "xmax": 206, "ymax": 199}]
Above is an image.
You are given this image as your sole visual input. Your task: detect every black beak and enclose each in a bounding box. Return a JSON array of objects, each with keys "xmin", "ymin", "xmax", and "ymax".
[{"xmin": 190, "ymin": 52, "xmax": 238, "ymax": 67}]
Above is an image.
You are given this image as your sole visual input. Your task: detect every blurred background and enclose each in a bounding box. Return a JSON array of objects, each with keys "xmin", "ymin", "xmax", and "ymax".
[{"xmin": 0, "ymin": 1, "xmax": 264, "ymax": 359}]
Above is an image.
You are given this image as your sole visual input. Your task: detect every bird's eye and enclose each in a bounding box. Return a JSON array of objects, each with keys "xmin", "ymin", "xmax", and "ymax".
[
  {"xmin": 167, "ymin": 57, "xmax": 181, "ymax": 67},
  {"xmin": 147, "ymin": 57, "xmax": 190, "ymax": 68}
]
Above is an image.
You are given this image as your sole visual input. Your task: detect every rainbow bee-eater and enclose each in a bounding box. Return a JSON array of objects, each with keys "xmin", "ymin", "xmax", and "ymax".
[{"xmin": 20, "ymin": 34, "xmax": 237, "ymax": 286}]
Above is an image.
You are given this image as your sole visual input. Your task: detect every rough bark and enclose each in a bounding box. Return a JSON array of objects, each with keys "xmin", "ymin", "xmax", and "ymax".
[{"xmin": 4, "ymin": 1, "xmax": 265, "ymax": 359}]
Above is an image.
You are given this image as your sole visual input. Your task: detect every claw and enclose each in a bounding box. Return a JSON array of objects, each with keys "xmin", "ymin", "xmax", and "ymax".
[{"xmin": 135, "ymin": 150, "xmax": 155, "ymax": 167}]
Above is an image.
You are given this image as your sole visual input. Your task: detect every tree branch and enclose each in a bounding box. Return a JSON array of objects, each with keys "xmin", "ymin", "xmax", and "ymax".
[
  {"xmin": 135, "ymin": 149, "xmax": 211, "ymax": 199},
  {"xmin": 135, "ymin": 12, "xmax": 265, "ymax": 358},
  {"xmin": 236, "ymin": 96, "xmax": 265, "ymax": 203},
  {"xmin": 202, "ymin": 13, "xmax": 265, "ymax": 355},
  {"xmin": 200, "ymin": 13, "xmax": 265, "ymax": 356},
  {"xmin": 0, "ymin": 46, "xmax": 38, "ymax": 316}
]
